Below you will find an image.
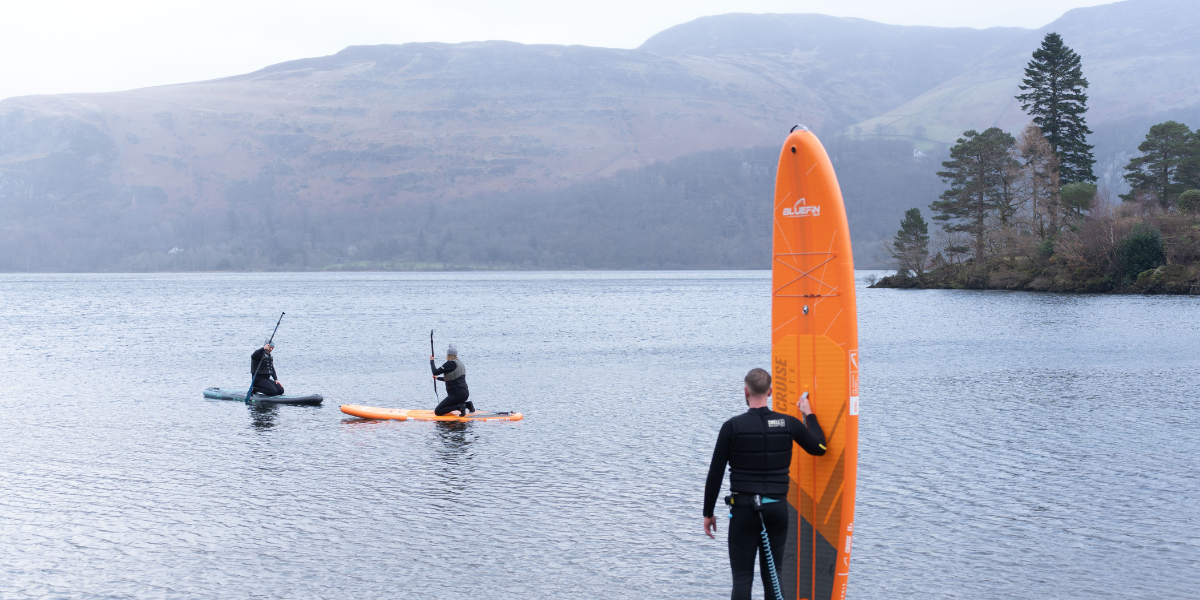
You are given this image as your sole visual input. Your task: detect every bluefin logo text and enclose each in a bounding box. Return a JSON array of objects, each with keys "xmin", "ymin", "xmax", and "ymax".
[{"xmin": 782, "ymin": 197, "xmax": 820, "ymax": 218}]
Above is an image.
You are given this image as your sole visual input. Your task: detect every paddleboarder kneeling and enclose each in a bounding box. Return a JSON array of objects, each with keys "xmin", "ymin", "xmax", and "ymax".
[
  {"xmin": 431, "ymin": 343, "xmax": 473, "ymax": 416},
  {"xmin": 250, "ymin": 343, "xmax": 284, "ymax": 397},
  {"xmin": 703, "ymin": 368, "xmax": 826, "ymax": 600}
]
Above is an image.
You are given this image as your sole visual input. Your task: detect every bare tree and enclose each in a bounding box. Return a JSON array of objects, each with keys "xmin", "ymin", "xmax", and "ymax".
[
  {"xmin": 1016, "ymin": 124, "xmax": 1062, "ymax": 240},
  {"xmin": 928, "ymin": 229, "xmax": 973, "ymax": 267}
]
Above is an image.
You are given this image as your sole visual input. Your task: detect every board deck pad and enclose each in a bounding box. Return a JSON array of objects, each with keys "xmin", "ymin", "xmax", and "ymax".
[
  {"xmin": 771, "ymin": 128, "xmax": 859, "ymax": 600},
  {"xmin": 340, "ymin": 405, "xmax": 523, "ymax": 422},
  {"xmin": 203, "ymin": 387, "xmax": 323, "ymax": 405}
]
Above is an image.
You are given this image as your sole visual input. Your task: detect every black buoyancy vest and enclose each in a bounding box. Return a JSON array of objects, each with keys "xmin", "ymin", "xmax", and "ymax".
[
  {"xmin": 727, "ymin": 409, "xmax": 795, "ymax": 497},
  {"xmin": 442, "ymin": 359, "xmax": 467, "ymax": 393},
  {"xmin": 251, "ymin": 351, "xmax": 276, "ymax": 379}
]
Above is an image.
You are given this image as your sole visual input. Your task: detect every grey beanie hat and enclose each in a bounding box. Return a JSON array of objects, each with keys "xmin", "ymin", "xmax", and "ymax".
[{"xmin": 447, "ymin": 343, "xmax": 458, "ymax": 355}]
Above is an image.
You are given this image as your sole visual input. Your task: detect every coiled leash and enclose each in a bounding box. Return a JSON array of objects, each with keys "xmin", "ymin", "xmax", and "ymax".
[{"xmin": 726, "ymin": 494, "xmax": 784, "ymax": 600}]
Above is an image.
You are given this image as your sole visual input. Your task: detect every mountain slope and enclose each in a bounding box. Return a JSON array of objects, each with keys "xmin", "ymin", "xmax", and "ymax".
[
  {"xmin": 2, "ymin": 2, "xmax": 1198, "ymax": 270},
  {"xmin": 640, "ymin": 13, "xmax": 1024, "ymax": 107},
  {"xmin": 850, "ymin": 0, "xmax": 1200, "ymax": 146},
  {"xmin": 0, "ymin": 15, "xmax": 1026, "ymax": 218}
]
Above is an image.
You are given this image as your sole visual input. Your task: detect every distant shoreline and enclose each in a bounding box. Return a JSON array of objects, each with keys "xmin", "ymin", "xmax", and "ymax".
[{"xmin": 870, "ymin": 262, "xmax": 1200, "ymax": 295}]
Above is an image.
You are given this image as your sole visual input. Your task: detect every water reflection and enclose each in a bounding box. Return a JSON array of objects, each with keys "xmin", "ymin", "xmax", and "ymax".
[
  {"xmin": 340, "ymin": 416, "xmax": 391, "ymax": 429},
  {"xmin": 429, "ymin": 422, "xmax": 476, "ymax": 507},
  {"xmin": 248, "ymin": 403, "xmax": 278, "ymax": 430},
  {"xmin": 435, "ymin": 421, "xmax": 472, "ymax": 454}
]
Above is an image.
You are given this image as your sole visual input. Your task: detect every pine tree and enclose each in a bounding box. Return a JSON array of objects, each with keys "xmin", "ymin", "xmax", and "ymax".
[
  {"xmin": 889, "ymin": 208, "xmax": 930, "ymax": 276},
  {"xmin": 1180, "ymin": 130, "xmax": 1200, "ymax": 191},
  {"xmin": 1122, "ymin": 121, "xmax": 1193, "ymax": 207},
  {"xmin": 931, "ymin": 128, "xmax": 1017, "ymax": 261},
  {"xmin": 993, "ymin": 144, "xmax": 1022, "ymax": 226},
  {"xmin": 1016, "ymin": 32, "xmax": 1096, "ymax": 184},
  {"xmin": 1061, "ymin": 182, "xmax": 1097, "ymax": 216}
]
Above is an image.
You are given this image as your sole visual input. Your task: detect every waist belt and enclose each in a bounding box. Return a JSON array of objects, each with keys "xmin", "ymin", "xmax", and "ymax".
[{"xmin": 725, "ymin": 494, "xmax": 782, "ymax": 511}]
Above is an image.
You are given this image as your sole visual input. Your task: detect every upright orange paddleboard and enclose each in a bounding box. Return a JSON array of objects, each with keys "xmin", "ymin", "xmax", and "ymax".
[{"xmin": 770, "ymin": 127, "xmax": 859, "ymax": 600}]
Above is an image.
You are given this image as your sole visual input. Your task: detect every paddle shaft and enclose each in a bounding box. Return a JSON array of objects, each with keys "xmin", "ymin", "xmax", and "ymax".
[
  {"xmin": 245, "ymin": 312, "xmax": 285, "ymax": 403},
  {"xmin": 430, "ymin": 330, "xmax": 438, "ymax": 399}
]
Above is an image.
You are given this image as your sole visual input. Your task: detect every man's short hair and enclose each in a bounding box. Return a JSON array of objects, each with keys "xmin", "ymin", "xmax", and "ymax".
[{"xmin": 744, "ymin": 368, "xmax": 772, "ymax": 395}]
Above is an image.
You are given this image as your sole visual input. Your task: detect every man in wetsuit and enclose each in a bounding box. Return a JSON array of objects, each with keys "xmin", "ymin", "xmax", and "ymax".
[
  {"xmin": 250, "ymin": 343, "xmax": 284, "ymax": 396},
  {"xmin": 431, "ymin": 343, "xmax": 473, "ymax": 416},
  {"xmin": 703, "ymin": 368, "xmax": 827, "ymax": 600}
]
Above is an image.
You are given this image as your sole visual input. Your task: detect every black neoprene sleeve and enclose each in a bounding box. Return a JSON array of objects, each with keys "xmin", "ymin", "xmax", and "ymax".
[
  {"xmin": 792, "ymin": 414, "xmax": 827, "ymax": 456},
  {"xmin": 703, "ymin": 421, "xmax": 734, "ymax": 517}
]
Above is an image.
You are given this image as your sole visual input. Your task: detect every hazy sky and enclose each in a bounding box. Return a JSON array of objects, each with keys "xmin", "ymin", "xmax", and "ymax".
[{"xmin": 1, "ymin": 0, "xmax": 1112, "ymax": 101}]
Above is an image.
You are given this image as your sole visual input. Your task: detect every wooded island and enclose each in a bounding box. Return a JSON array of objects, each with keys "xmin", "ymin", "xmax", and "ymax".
[{"xmin": 875, "ymin": 33, "xmax": 1200, "ymax": 294}]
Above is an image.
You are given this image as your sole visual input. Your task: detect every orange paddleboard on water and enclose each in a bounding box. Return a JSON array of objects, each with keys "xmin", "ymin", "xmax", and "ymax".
[
  {"xmin": 340, "ymin": 405, "xmax": 523, "ymax": 422},
  {"xmin": 770, "ymin": 127, "xmax": 859, "ymax": 600}
]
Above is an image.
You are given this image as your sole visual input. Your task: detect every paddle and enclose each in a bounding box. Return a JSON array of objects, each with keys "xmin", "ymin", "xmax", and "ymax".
[
  {"xmin": 245, "ymin": 312, "xmax": 285, "ymax": 404},
  {"xmin": 430, "ymin": 330, "xmax": 439, "ymax": 400}
]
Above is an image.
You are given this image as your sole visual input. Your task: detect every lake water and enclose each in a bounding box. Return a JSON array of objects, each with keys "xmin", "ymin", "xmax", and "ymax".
[{"xmin": 0, "ymin": 271, "xmax": 1197, "ymax": 599}]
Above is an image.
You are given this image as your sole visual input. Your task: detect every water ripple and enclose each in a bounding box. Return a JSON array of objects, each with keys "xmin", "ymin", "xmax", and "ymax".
[{"xmin": 0, "ymin": 272, "xmax": 1197, "ymax": 599}]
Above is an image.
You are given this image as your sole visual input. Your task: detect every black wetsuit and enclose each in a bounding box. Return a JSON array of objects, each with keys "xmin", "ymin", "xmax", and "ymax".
[
  {"xmin": 431, "ymin": 358, "xmax": 469, "ymax": 416},
  {"xmin": 704, "ymin": 406, "xmax": 827, "ymax": 600},
  {"xmin": 250, "ymin": 348, "xmax": 284, "ymax": 396}
]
